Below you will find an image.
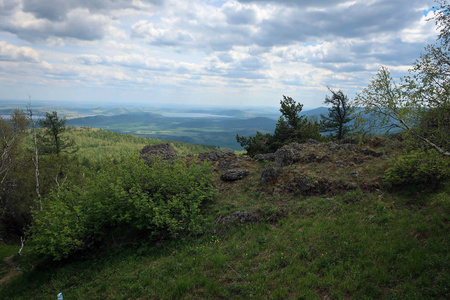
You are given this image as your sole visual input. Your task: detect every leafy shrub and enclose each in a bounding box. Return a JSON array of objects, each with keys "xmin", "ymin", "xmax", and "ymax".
[
  {"xmin": 383, "ymin": 150, "xmax": 450, "ymax": 188},
  {"xmin": 29, "ymin": 156, "xmax": 215, "ymax": 260}
]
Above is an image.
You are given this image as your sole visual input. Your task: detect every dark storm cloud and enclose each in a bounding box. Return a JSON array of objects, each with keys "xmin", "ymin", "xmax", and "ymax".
[{"xmin": 0, "ymin": 0, "xmax": 20, "ymax": 16}]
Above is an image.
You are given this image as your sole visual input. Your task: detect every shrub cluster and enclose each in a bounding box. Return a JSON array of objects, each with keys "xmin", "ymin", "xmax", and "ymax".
[
  {"xmin": 29, "ymin": 156, "xmax": 215, "ymax": 260},
  {"xmin": 383, "ymin": 150, "xmax": 450, "ymax": 188}
]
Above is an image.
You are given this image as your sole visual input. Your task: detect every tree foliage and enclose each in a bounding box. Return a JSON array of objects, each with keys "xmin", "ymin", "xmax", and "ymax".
[
  {"xmin": 354, "ymin": 67, "xmax": 416, "ymax": 132},
  {"xmin": 0, "ymin": 110, "xmax": 32, "ymax": 237},
  {"xmin": 38, "ymin": 111, "xmax": 76, "ymax": 155},
  {"xmin": 320, "ymin": 88, "xmax": 355, "ymax": 140},
  {"xmin": 406, "ymin": 0, "xmax": 450, "ymax": 108},
  {"xmin": 236, "ymin": 96, "xmax": 321, "ymax": 156},
  {"xmin": 355, "ymin": 66, "xmax": 449, "ymax": 156},
  {"xmin": 0, "ymin": 110, "xmax": 29, "ymax": 184}
]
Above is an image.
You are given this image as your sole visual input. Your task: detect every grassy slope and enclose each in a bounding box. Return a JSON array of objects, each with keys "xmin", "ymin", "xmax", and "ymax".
[{"xmin": 0, "ymin": 131, "xmax": 449, "ymax": 299}]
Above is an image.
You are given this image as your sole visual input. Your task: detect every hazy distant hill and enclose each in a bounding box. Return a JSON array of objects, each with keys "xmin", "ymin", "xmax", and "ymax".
[{"xmin": 67, "ymin": 113, "xmax": 278, "ymax": 149}]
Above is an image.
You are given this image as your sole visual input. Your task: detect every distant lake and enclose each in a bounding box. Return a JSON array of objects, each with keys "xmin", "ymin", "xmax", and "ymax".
[{"xmin": 160, "ymin": 112, "xmax": 232, "ymax": 118}]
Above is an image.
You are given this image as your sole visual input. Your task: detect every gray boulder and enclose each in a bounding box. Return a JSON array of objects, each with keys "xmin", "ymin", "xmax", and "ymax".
[
  {"xmin": 221, "ymin": 169, "xmax": 249, "ymax": 181},
  {"xmin": 140, "ymin": 143, "xmax": 178, "ymax": 163},
  {"xmin": 275, "ymin": 143, "xmax": 303, "ymax": 167},
  {"xmin": 198, "ymin": 150, "xmax": 237, "ymax": 162},
  {"xmin": 260, "ymin": 167, "xmax": 282, "ymax": 184},
  {"xmin": 307, "ymin": 139, "xmax": 320, "ymax": 145},
  {"xmin": 254, "ymin": 153, "xmax": 276, "ymax": 162}
]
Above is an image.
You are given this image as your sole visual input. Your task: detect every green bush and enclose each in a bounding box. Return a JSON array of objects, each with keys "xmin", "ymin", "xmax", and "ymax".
[
  {"xmin": 383, "ymin": 150, "xmax": 450, "ymax": 188},
  {"xmin": 29, "ymin": 156, "xmax": 216, "ymax": 260}
]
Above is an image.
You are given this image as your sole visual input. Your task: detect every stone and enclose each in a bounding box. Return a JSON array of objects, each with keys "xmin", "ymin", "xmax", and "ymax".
[
  {"xmin": 350, "ymin": 171, "xmax": 359, "ymax": 178},
  {"xmin": 254, "ymin": 153, "xmax": 276, "ymax": 162},
  {"xmin": 285, "ymin": 176, "xmax": 329, "ymax": 195},
  {"xmin": 221, "ymin": 169, "xmax": 249, "ymax": 181},
  {"xmin": 140, "ymin": 143, "xmax": 178, "ymax": 164},
  {"xmin": 327, "ymin": 142, "xmax": 340, "ymax": 152},
  {"xmin": 198, "ymin": 150, "xmax": 237, "ymax": 162},
  {"xmin": 260, "ymin": 167, "xmax": 282, "ymax": 184},
  {"xmin": 274, "ymin": 143, "xmax": 303, "ymax": 167}
]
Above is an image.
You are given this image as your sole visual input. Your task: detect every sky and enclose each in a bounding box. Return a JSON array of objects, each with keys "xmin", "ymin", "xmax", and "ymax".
[{"xmin": 0, "ymin": 0, "xmax": 439, "ymax": 108}]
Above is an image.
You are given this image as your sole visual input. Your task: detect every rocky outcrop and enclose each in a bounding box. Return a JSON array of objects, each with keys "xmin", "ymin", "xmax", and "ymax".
[
  {"xmin": 281, "ymin": 176, "xmax": 330, "ymax": 195},
  {"xmin": 260, "ymin": 167, "xmax": 282, "ymax": 184},
  {"xmin": 253, "ymin": 153, "xmax": 276, "ymax": 162},
  {"xmin": 221, "ymin": 169, "xmax": 249, "ymax": 181},
  {"xmin": 198, "ymin": 149, "xmax": 238, "ymax": 170},
  {"xmin": 198, "ymin": 149, "xmax": 237, "ymax": 162},
  {"xmin": 140, "ymin": 143, "xmax": 178, "ymax": 164},
  {"xmin": 327, "ymin": 142, "xmax": 357, "ymax": 152},
  {"xmin": 275, "ymin": 143, "xmax": 303, "ymax": 167}
]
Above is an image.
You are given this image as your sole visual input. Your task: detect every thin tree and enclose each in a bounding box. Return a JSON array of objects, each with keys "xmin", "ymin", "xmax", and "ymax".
[
  {"xmin": 355, "ymin": 67, "xmax": 450, "ymax": 156},
  {"xmin": 27, "ymin": 105, "xmax": 42, "ymax": 210},
  {"xmin": 38, "ymin": 111, "xmax": 76, "ymax": 156},
  {"xmin": 320, "ymin": 88, "xmax": 355, "ymax": 140}
]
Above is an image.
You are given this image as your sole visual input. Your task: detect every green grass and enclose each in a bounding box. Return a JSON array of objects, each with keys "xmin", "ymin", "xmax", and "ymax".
[{"xmin": 1, "ymin": 183, "xmax": 448, "ymax": 299}]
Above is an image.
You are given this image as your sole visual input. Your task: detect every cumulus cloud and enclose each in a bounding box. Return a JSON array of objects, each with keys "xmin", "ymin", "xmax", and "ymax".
[
  {"xmin": 0, "ymin": 41, "xmax": 40, "ymax": 62},
  {"xmin": 0, "ymin": 8, "xmax": 111, "ymax": 42},
  {"xmin": 0, "ymin": 0, "xmax": 164, "ymax": 42}
]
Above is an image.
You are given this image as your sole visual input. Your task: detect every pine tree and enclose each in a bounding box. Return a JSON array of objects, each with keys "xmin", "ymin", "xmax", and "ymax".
[
  {"xmin": 320, "ymin": 89, "xmax": 355, "ymax": 140},
  {"xmin": 38, "ymin": 111, "xmax": 76, "ymax": 155}
]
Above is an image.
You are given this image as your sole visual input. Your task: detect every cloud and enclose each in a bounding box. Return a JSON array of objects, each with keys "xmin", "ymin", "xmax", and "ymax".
[
  {"xmin": 0, "ymin": 0, "xmax": 164, "ymax": 43},
  {"xmin": 0, "ymin": 8, "xmax": 111, "ymax": 42},
  {"xmin": 22, "ymin": 0, "xmax": 164, "ymax": 21},
  {"xmin": 0, "ymin": 41, "xmax": 40, "ymax": 62},
  {"xmin": 0, "ymin": 0, "xmax": 440, "ymax": 107},
  {"xmin": 0, "ymin": 0, "xmax": 20, "ymax": 16}
]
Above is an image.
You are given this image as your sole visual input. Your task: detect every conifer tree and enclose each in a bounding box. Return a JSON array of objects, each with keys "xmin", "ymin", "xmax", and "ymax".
[
  {"xmin": 38, "ymin": 111, "xmax": 76, "ymax": 155},
  {"xmin": 320, "ymin": 89, "xmax": 355, "ymax": 140}
]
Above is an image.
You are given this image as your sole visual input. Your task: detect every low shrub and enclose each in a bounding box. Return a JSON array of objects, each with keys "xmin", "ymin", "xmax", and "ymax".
[
  {"xmin": 29, "ymin": 156, "xmax": 215, "ymax": 260},
  {"xmin": 383, "ymin": 150, "xmax": 450, "ymax": 188}
]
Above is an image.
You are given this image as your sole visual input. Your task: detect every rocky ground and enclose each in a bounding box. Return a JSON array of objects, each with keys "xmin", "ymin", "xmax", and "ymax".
[{"xmin": 143, "ymin": 137, "xmax": 395, "ymax": 201}]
